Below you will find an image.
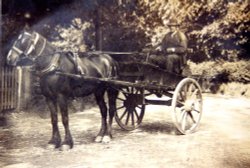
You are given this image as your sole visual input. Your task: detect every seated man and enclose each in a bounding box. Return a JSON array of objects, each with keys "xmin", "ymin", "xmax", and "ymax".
[{"xmin": 149, "ymin": 19, "xmax": 188, "ymax": 75}]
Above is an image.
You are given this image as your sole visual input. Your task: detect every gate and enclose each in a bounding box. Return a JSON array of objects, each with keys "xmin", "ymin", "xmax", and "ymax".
[{"xmin": 0, "ymin": 66, "xmax": 19, "ymax": 112}]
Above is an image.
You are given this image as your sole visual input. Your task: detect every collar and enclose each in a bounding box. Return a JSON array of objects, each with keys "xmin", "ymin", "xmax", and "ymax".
[{"xmin": 38, "ymin": 53, "xmax": 61, "ymax": 76}]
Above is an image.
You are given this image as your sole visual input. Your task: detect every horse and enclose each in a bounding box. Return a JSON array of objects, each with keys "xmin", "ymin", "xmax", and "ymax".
[{"xmin": 6, "ymin": 31, "xmax": 119, "ymax": 150}]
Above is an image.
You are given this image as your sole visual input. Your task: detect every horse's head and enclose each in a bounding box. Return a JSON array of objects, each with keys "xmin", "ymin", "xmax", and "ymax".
[{"xmin": 6, "ymin": 31, "xmax": 45, "ymax": 66}]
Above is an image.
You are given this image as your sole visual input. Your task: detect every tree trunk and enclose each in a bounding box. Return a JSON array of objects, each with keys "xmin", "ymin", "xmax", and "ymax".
[{"xmin": 95, "ymin": 7, "xmax": 103, "ymax": 51}]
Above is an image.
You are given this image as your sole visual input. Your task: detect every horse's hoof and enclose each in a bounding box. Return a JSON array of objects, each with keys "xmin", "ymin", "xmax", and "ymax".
[
  {"xmin": 47, "ymin": 144, "xmax": 57, "ymax": 150},
  {"xmin": 102, "ymin": 136, "xmax": 111, "ymax": 143},
  {"xmin": 95, "ymin": 136, "xmax": 103, "ymax": 143},
  {"xmin": 60, "ymin": 144, "xmax": 71, "ymax": 151}
]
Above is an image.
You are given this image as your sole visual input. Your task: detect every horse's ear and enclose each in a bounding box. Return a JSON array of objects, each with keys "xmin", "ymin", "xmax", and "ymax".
[{"xmin": 23, "ymin": 24, "xmax": 32, "ymax": 34}]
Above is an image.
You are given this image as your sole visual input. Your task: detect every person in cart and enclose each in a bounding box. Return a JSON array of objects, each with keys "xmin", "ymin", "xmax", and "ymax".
[{"xmin": 149, "ymin": 19, "xmax": 189, "ymax": 75}]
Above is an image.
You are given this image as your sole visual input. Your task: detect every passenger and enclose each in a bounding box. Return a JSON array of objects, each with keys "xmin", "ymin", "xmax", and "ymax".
[{"xmin": 149, "ymin": 19, "xmax": 188, "ymax": 75}]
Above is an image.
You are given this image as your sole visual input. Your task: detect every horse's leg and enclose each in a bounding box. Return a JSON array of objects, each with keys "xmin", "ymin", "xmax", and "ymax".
[
  {"xmin": 105, "ymin": 88, "xmax": 119, "ymax": 143},
  {"xmin": 94, "ymin": 89, "xmax": 108, "ymax": 143},
  {"xmin": 46, "ymin": 98, "xmax": 61, "ymax": 149},
  {"xmin": 58, "ymin": 94, "xmax": 73, "ymax": 150}
]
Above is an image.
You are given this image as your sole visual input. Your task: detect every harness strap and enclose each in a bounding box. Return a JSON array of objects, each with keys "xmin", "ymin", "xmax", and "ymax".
[
  {"xmin": 68, "ymin": 52, "xmax": 85, "ymax": 75},
  {"xmin": 35, "ymin": 33, "xmax": 47, "ymax": 56},
  {"xmin": 25, "ymin": 32, "xmax": 47, "ymax": 57},
  {"xmin": 12, "ymin": 46, "xmax": 24, "ymax": 55},
  {"xmin": 25, "ymin": 32, "xmax": 40, "ymax": 55},
  {"xmin": 68, "ymin": 53, "xmax": 104, "ymax": 77},
  {"xmin": 76, "ymin": 57, "xmax": 85, "ymax": 75},
  {"xmin": 39, "ymin": 53, "xmax": 60, "ymax": 75}
]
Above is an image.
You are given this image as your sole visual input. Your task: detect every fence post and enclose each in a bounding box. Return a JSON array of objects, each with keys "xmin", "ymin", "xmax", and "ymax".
[
  {"xmin": 23, "ymin": 67, "xmax": 31, "ymax": 109},
  {"xmin": 17, "ymin": 67, "xmax": 22, "ymax": 111}
]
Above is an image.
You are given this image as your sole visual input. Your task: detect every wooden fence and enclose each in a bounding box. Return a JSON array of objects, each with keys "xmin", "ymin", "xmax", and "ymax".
[{"xmin": 0, "ymin": 66, "xmax": 19, "ymax": 112}]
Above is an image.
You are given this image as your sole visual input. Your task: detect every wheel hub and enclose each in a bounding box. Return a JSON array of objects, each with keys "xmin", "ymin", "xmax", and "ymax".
[
  {"xmin": 184, "ymin": 100, "xmax": 194, "ymax": 112},
  {"xmin": 123, "ymin": 94, "xmax": 143, "ymax": 109}
]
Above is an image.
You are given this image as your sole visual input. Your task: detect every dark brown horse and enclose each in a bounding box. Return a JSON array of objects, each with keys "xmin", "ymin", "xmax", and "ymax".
[{"xmin": 6, "ymin": 31, "xmax": 118, "ymax": 150}]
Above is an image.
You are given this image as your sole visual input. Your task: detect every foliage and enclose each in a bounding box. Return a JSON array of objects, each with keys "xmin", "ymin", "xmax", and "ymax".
[
  {"xmin": 2, "ymin": 0, "xmax": 250, "ymax": 76},
  {"xmin": 189, "ymin": 60, "xmax": 250, "ymax": 83},
  {"xmin": 134, "ymin": 0, "xmax": 250, "ymax": 61}
]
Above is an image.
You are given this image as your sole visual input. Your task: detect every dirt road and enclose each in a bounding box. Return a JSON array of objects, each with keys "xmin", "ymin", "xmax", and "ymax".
[{"xmin": 0, "ymin": 94, "xmax": 250, "ymax": 168}]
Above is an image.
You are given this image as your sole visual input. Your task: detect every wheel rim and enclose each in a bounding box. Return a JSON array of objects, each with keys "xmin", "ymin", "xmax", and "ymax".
[
  {"xmin": 115, "ymin": 87, "xmax": 145, "ymax": 131},
  {"xmin": 172, "ymin": 78, "xmax": 203, "ymax": 134}
]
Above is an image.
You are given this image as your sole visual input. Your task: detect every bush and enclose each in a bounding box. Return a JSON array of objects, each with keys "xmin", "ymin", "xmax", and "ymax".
[{"xmin": 189, "ymin": 60, "xmax": 250, "ymax": 83}]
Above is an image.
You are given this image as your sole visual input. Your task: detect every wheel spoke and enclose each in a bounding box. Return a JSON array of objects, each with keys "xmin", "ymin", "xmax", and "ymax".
[
  {"xmin": 117, "ymin": 97, "xmax": 125, "ymax": 101},
  {"xmin": 186, "ymin": 83, "xmax": 191, "ymax": 95},
  {"xmin": 176, "ymin": 100, "xmax": 185, "ymax": 107},
  {"xmin": 125, "ymin": 111, "xmax": 130, "ymax": 125},
  {"xmin": 125, "ymin": 87, "xmax": 130, "ymax": 93},
  {"xmin": 181, "ymin": 112, "xmax": 187, "ymax": 131},
  {"xmin": 135, "ymin": 89, "xmax": 140, "ymax": 94},
  {"xmin": 190, "ymin": 89, "xmax": 199, "ymax": 99},
  {"xmin": 123, "ymin": 92, "xmax": 129, "ymax": 97},
  {"xmin": 134, "ymin": 109, "xmax": 140, "ymax": 121},
  {"xmin": 120, "ymin": 87, "xmax": 129, "ymax": 94},
  {"xmin": 188, "ymin": 111, "xmax": 196, "ymax": 123},
  {"xmin": 117, "ymin": 105, "xmax": 125, "ymax": 110},
  {"xmin": 178, "ymin": 92, "xmax": 185, "ymax": 102},
  {"xmin": 180, "ymin": 90, "xmax": 186, "ymax": 101},
  {"xmin": 119, "ymin": 87, "xmax": 127, "ymax": 93},
  {"xmin": 136, "ymin": 105, "xmax": 142, "ymax": 109},
  {"xmin": 192, "ymin": 108, "xmax": 201, "ymax": 113},
  {"xmin": 131, "ymin": 110, "xmax": 135, "ymax": 126},
  {"xmin": 119, "ymin": 109, "xmax": 128, "ymax": 121}
]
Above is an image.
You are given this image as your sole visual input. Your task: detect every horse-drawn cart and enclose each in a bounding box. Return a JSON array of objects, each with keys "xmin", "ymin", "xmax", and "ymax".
[
  {"xmin": 7, "ymin": 31, "xmax": 203, "ymax": 148},
  {"xmin": 60, "ymin": 51, "xmax": 203, "ymax": 135}
]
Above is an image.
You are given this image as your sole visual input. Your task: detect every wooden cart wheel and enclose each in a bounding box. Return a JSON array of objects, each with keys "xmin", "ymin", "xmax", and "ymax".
[
  {"xmin": 115, "ymin": 87, "xmax": 145, "ymax": 131},
  {"xmin": 172, "ymin": 78, "xmax": 203, "ymax": 134}
]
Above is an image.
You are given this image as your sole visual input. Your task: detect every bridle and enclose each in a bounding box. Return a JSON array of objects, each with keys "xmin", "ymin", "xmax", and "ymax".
[
  {"xmin": 12, "ymin": 32, "xmax": 47, "ymax": 61},
  {"xmin": 27, "ymin": 32, "xmax": 47, "ymax": 58},
  {"xmin": 10, "ymin": 31, "xmax": 61, "ymax": 76}
]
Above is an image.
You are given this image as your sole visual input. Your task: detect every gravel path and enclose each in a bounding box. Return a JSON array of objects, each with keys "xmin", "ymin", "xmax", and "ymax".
[{"xmin": 0, "ymin": 94, "xmax": 250, "ymax": 168}]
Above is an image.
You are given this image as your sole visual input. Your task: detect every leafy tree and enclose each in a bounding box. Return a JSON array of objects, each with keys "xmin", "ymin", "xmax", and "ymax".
[
  {"xmin": 132, "ymin": 0, "xmax": 250, "ymax": 62},
  {"xmin": 2, "ymin": 0, "xmax": 249, "ymax": 62}
]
